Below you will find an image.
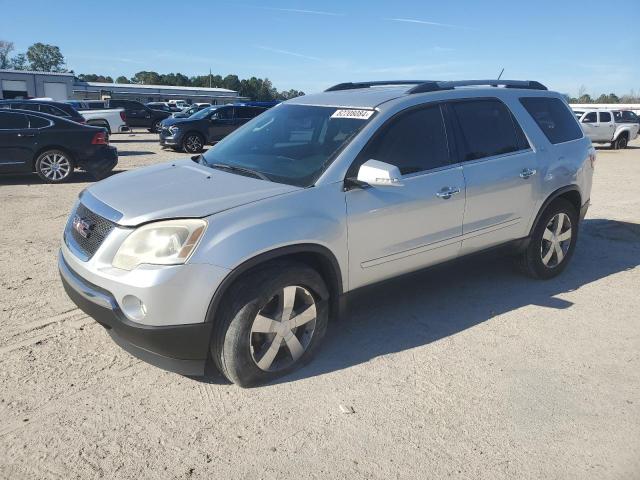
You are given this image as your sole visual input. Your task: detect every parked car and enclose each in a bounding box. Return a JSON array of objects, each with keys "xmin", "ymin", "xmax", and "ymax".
[
  {"xmin": 59, "ymin": 79, "xmax": 594, "ymax": 386},
  {"xmin": 159, "ymin": 104, "xmax": 267, "ymax": 152},
  {"xmin": 168, "ymin": 100, "xmax": 189, "ymax": 109},
  {"xmin": 146, "ymin": 102, "xmax": 181, "ymax": 113},
  {"xmin": 67, "ymin": 100, "xmax": 109, "ymax": 110},
  {"xmin": 0, "ymin": 109, "xmax": 117, "ymax": 183},
  {"xmin": 64, "ymin": 100, "xmax": 128, "ymax": 135},
  {"xmin": 575, "ymin": 109, "xmax": 639, "ymax": 149},
  {"xmin": 612, "ymin": 109, "xmax": 640, "ymax": 125},
  {"xmin": 171, "ymin": 103, "xmax": 212, "ymax": 119},
  {"xmin": 0, "ymin": 99, "xmax": 85, "ymax": 124},
  {"xmin": 105, "ymin": 100, "xmax": 171, "ymax": 132}
]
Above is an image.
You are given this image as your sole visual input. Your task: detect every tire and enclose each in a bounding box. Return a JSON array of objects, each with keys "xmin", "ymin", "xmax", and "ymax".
[
  {"xmin": 516, "ymin": 198, "xmax": 578, "ymax": 279},
  {"xmin": 212, "ymin": 261, "xmax": 330, "ymax": 387},
  {"xmin": 150, "ymin": 120, "xmax": 161, "ymax": 133},
  {"xmin": 182, "ymin": 132, "xmax": 205, "ymax": 153},
  {"xmin": 611, "ymin": 134, "xmax": 628, "ymax": 150},
  {"xmin": 34, "ymin": 149, "xmax": 74, "ymax": 183}
]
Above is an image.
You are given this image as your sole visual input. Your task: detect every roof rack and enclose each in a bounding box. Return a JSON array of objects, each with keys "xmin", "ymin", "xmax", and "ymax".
[{"xmin": 325, "ymin": 79, "xmax": 547, "ymax": 93}]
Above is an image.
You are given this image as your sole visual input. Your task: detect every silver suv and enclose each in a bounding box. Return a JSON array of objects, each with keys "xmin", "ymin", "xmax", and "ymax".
[{"xmin": 59, "ymin": 80, "xmax": 594, "ymax": 387}]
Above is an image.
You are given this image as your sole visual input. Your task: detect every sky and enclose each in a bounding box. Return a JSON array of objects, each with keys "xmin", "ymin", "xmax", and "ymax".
[{"xmin": 1, "ymin": 0, "xmax": 638, "ymax": 96}]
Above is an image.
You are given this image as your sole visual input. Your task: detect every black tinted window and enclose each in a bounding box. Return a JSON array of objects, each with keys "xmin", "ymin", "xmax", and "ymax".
[
  {"xmin": 358, "ymin": 105, "xmax": 449, "ymax": 175},
  {"xmin": 452, "ymin": 100, "xmax": 522, "ymax": 161},
  {"xmin": 520, "ymin": 97, "xmax": 584, "ymax": 144},
  {"xmin": 0, "ymin": 111, "xmax": 29, "ymax": 129},
  {"xmin": 39, "ymin": 104, "xmax": 66, "ymax": 116},
  {"xmin": 216, "ymin": 107, "xmax": 233, "ymax": 120},
  {"xmin": 28, "ymin": 115, "xmax": 50, "ymax": 128},
  {"xmin": 15, "ymin": 103, "xmax": 39, "ymax": 112},
  {"xmin": 599, "ymin": 112, "xmax": 611, "ymax": 122},
  {"xmin": 583, "ymin": 112, "xmax": 597, "ymax": 123}
]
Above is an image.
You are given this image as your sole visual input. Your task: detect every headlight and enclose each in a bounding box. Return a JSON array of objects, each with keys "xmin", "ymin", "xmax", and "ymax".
[
  {"xmin": 112, "ymin": 219, "xmax": 207, "ymax": 271},
  {"xmin": 169, "ymin": 125, "xmax": 179, "ymax": 133}
]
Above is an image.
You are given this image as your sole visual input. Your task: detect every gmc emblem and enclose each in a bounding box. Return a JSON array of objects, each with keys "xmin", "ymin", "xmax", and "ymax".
[{"xmin": 72, "ymin": 215, "xmax": 94, "ymax": 239}]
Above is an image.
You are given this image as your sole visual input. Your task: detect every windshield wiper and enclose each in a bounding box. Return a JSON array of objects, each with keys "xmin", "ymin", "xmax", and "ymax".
[{"xmin": 209, "ymin": 163, "xmax": 270, "ymax": 181}]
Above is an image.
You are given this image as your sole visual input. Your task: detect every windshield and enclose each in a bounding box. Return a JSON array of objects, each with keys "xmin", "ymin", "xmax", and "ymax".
[
  {"xmin": 190, "ymin": 106, "xmax": 218, "ymax": 119},
  {"xmin": 201, "ymin": 104, "xmax": 372, "ymax": 187}
]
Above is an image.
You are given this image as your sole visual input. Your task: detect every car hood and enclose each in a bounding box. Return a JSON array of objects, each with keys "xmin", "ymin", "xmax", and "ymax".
[
  {"xmin": 85, "ymin": 159, "xmax": 300, "ymax": 226},
  {"xmin": 162, "ymin": 116, "xmax": 194, "ymax": 127}
]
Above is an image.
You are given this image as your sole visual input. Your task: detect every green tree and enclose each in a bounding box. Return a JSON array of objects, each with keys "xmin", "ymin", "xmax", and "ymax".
[
  {"xmin": 26, "ymin": 42, "xmax": 66, "ymax": 72},
  {"xmin": 78, "ymin": 73, "xmax": 113, "ymax": 82},
  {"xmin": 115, "ymin": 76, "xmax": 130, "ymax": 84},
  {"xmin": 0, "ymin": 40, "xmax": 14, "ymax": 69},
  {"xmin": 9, "ymin": 53, "xmax": 28, "ymax": 70},
  {"xmin": 131, "ymin": 71, "xmax": 162, "ymax": 85}
]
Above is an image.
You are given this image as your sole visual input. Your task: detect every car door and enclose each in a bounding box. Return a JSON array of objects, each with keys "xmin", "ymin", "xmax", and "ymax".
[
  {"xmin": 579, "ymin": 112, "xmax": 599, "ymax": 141},
  {"xmin": 207, "ymin": 107, "xmax": 235, "ymax": 142},
  {"xmin": 448, "ymin": 99, "xmax": 539, "ymax": 254},
  {"xmin": 345, "ymin": 104, "xmax": 466, "ymax": 290},
  {"xmin": 0, "ymin": 111, "xmax": 36, "ymax": 173},
  {"xmin": 598, "ymin": 111, "xmax": 615, "ymax": 141}
]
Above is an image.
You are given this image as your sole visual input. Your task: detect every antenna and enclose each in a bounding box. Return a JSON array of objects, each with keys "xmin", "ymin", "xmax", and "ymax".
[{"xmin": 497, "ymin": 68, "xmax": 504, "ymax": 80}]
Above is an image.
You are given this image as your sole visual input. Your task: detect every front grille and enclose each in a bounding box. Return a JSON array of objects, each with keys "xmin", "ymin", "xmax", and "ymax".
[{"xmin": 66, "ymin": 203, "xmax": 116, "ymax": 259}]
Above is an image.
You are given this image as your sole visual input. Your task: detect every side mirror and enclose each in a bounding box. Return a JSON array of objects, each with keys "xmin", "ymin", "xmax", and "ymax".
[{"xmin": 355, "ymin": 159, "xmax": 403, "ymax": 187}]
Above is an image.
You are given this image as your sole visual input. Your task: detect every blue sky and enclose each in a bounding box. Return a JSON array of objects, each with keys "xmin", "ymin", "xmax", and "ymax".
[{"xmin": 1, "ymin": 0, "xmax": 638, "ymax": 96}]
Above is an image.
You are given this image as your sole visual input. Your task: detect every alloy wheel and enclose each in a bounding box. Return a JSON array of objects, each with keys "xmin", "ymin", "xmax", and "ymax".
[
  {"xmin": 249, "ymin": 286, "xmax": 317, "ymax": 372},
  {"xmin": 39, "ymin": 153, "xmax": 71, "ymax": 182},
  {"xmin": 185, "ymin": 135, "xmax": 202, "ymax": 152},
  {"xmin": 540, "ymin": 212, "xmax": 572, "ymax": 268}
]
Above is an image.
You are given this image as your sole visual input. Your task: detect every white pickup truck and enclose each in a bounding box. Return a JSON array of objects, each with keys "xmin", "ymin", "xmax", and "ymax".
[
  {"xmin": 573, "ymin": 109, "xmax": 639, "ymax": 149},
  {"xmin": 67, "ymin": 101, "xmax": 129, "ymax": 135}
]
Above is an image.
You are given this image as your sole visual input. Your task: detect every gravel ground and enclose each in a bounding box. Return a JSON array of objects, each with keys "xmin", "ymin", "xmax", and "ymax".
[{"xmin": 1, "ymin": 132, "xmax": 639, "ymax": 480}]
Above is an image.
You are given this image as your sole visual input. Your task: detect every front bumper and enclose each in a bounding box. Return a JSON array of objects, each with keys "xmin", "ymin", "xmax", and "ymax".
[
  {"xmin": 159, "ymin": 129, "xmax": 180, "ymax": 147},
  {"xmin": 58, "ymin": 253, "xmax": 213, "ymax": 375}
]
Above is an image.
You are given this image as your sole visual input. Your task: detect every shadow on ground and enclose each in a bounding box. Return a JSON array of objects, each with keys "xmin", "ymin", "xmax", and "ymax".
[
  {"xmin": 0, "ymin": 170, "xmax": 127, "ymax": 185},
  {"xmin": 196, "ymin": 218, "xmax": 640, "ymax": 386}
]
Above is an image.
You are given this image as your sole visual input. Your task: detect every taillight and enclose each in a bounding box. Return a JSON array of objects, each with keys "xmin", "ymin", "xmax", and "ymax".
[
  {"xmin": 91, "ymin": 132, "xmax": 108, "ymax": 145},
  {"xmin": 120, "ymin": 111, "xmax": 126, "ymax": 122}
]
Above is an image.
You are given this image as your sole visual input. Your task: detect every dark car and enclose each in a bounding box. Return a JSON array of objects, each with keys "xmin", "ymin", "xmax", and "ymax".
[
  {"xmin": 146, "ymin": 102, "xmax": 181, "ymax": 113},
  {"xmin": 106, "ymin": 99, "xmax": 171, "ymax": 132},
  {"xmin": 159, "ymin": 104, "xmax": 267, "ymax": 152},
  {"xmin": 0, "ymin": 99, "xmax": 86, "ymax": 124},
  {"xmin": 0, "ymin": 109, "xmax": 117, "ymax": 183}
]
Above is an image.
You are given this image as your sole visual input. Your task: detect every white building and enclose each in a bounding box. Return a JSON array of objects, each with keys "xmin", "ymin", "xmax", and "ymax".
[{"xmin": 0, "ymin": 69, "xmax": 74, "ymax": 100}]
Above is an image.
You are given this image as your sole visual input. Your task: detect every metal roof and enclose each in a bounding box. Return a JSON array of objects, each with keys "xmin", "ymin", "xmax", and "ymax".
[
  {"xmin": 0, "ymin": 69, "xmax": 75, "ymax": 77},
  {"xmin": 78, "ymin": 81, "xmax": 236, "ymax": 94}
]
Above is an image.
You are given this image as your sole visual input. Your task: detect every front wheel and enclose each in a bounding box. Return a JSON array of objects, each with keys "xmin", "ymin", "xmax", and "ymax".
[
  {"xmin": 212, "ymin": 261, "xmax": 329, "ymax": 387},
  {"xmin": 35, "ymin": 150, "xmax": 74, "ymax": 183},
  {"xmin": 182, "ymin": 133, "xmax": 204, "ymax": 153},
  {"xmin": 516, "ymin": 198, "xmax": 578, "ymax": 279},
  {"xmin": 150, "ymin": 120, "xmax": 161, "ymax": 133}
]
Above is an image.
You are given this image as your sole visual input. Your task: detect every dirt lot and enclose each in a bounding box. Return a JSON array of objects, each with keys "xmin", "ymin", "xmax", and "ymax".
[{"xmin": 1, "ymin": 132, "xmax": 639, "ymax": 479}]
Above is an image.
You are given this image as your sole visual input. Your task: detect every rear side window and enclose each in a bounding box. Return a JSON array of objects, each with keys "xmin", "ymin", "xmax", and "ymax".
[
  {"xmin": 39, "ymin": 104, "xmax": 67, "ymax": 117},
  {"xmin": 451, "ymin": 99, "xmax": 523, "ymax": 161},
  {"xmin": 599, "ymin": 112, "xmax": 611, "ymax": 122},
  {"xmin": 520, "ymin": 97, "xmax": 584, "ymax": 144},
  {"xmin": 357, "ymin": 105, "xmax": 450, "ymax": 175},
  {"xmin": 0, "ymin": 111, "xmax": 29, "ymax": 129},
  {"xmin": 28, "ymin": 115, "xmax": 51, "ymax": 128}
]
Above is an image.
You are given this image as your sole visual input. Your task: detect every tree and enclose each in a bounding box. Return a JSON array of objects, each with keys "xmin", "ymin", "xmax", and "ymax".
[
  {"xmin": 116, "ymin": 76, "xmax": 130, "ymax": 84},
  {"xmin": 78, "ymin": 73, "xmax": 113, "ymax": 82},
  {"xmin": 26, "ymin": 42, "xmax": 66, "ymax": 72},
  {"xmin": 0, "ymin": 40, "xmax": 14, "ymax": 69},
  {"xmin": 131, "ymin": 71, "xmax": 162, "ymax": 85},
  {"xmin": 9, "ymin": 53, "xmax": 28, "ymax": 70}
]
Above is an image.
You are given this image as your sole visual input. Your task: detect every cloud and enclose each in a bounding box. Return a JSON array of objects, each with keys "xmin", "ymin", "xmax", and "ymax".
[
  {"xmin": 386, "ymin": 18, "xmax": 466, "ymax": 29},
  {"xmin": 254, "ymin": 45, "xmax": 322, "ymax": 62}
]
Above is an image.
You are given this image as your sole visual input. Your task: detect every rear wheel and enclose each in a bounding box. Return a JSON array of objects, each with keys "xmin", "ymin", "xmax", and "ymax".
[
  {"xmin": 182, "ymin": 133, "xmax": 204, "ymax": 153},
  {"xmin": 611, "ymin": 134, "xmax": 628, "ymax": 150},
  {"xmin": 516, "ymin": 198, "xmax": 578, "ymax": 279},
  {"xmin": 212, "ymin": 261, "xmax": 329, "ymax": 387},
  {"xmin": 35, "ymin": 150, "xmax": 74, "ymax": 183}
]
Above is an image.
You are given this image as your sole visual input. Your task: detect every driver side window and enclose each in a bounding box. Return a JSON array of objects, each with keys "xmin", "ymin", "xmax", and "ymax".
[
  {"xmin": 352, "ymin": 104, "xmax": 450, "ymax": 176},
  {"xmin": 582, "ymin": 112, "xmax": 597, "ymax": 123}
]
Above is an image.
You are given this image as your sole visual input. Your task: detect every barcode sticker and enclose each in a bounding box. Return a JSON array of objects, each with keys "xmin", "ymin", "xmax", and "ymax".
[{"xmin": 331, "ymin": 109, "xmax": 375, "ymax": 120}]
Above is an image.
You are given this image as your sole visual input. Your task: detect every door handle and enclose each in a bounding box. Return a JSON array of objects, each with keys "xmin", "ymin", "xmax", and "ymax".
[
  {"xmin": 436, "ymin": 187, "xmax": 461, "ymax": 199},
  {"xmin": 17, "ymin": 133, "xmax": 35, "ymax": 137},
  {"xmin": 520, "ymin": 168, "xmax": 537, "ymax": 179}
]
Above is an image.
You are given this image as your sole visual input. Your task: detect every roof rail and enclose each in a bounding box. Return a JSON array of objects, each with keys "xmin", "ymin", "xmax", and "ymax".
[
  {"xmin": 325, "ymin": 80, "xmax": 433, "ymax": 92},
  {"xmin": 408, "ymin": 79, "xmax": 547, "ymax": 93},
  {"xmin": 324, "ymin": 79, "xmax": 548, "ymax": 93}
]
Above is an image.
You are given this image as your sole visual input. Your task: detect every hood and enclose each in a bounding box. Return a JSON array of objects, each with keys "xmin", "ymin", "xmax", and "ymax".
[
  {"xmin": 162, "ymin": 116, "xmax": 194, "ymax": 127},
  {"xmin": 86, "ymin": 159, "xmax": 300, "ymax": 226}
]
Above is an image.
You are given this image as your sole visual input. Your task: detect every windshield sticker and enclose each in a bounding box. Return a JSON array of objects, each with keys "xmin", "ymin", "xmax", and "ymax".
[{"xmin": 331, "ymin": 109, "xmax": 375, "ymax": 120}]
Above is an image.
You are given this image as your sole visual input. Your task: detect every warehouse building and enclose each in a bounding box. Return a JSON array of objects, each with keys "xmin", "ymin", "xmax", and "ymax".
[
  {"xmin": 0, "ymin": 69, "xmax": 75, "ymax": 100},
  {"xmin": 0, "ymin": 69, "xmax": 245, "ymax": 104}
]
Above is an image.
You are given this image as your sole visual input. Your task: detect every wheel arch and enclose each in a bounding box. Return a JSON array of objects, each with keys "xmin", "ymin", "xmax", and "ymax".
[
  {"xmin": 32, "ymin": 146, "xmax": 76, "ymax": 172},
  {"xmin": 529, "ymin": 186, "xmax": 582, "ymax": 236},
  {"xmin": 205, "ymin": 243, "xmax": 344, "ymax": 325}
]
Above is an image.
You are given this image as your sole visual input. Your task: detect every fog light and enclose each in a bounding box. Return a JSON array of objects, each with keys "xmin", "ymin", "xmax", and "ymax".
[{"xmin": 121, "ymin": 295, "xmax": 147, "ymax": 321}]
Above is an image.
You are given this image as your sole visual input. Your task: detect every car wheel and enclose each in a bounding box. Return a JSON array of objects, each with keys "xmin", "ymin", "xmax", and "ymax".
[
  {"xmin": 35, "ymin": 150, "xmax": 74, "ymax": 183},
  {"xmin": 212, "ymin": 261, "xmax": 329, "ymax": 387},
  {"xmin": 613, "ymin": 135, "xmax": 628, "ymax": 150},
  {"xmin": 150, "ymin": 120, "xmax": 161, "ymax": 133},
  {"xmin": 516, "ymin": 198, "xmax": 578, "ymax": 279},
  {"xmin": 182, "ymin": 133, "xmax": 204, "ymax": 153}
]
